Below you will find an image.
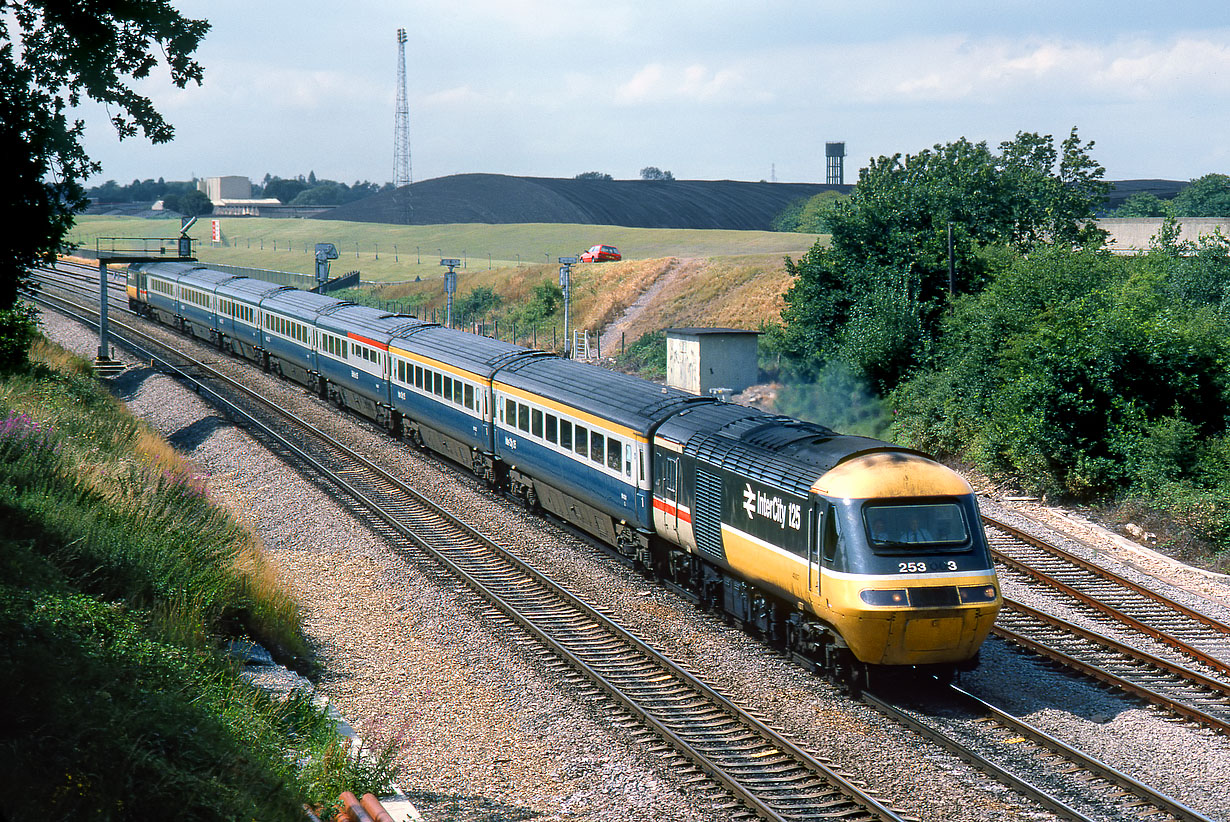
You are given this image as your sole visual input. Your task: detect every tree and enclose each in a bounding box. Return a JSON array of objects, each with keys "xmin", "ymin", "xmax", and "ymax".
[
  {"xmin": 640, "ymin": 166, "xmax": 675, "ymax": 181},
  {"xmin": 574, "ymin": 171, "xmax": 613, "ymax": 181},
  {"xmin": 263, "ymin": 177, "xmax": 309, "ymax": 203},
  {"xmin": 1113, "ymin": 191, "xmax": 1170, "ymax": 218},
  {"xmin": 775, "ymin": 129, "xmax": 1109, "ymax": 389},
  {"xmin": 290, "ymin": 183, "xmax": 343, "ymax": 206},
  {"xmin": 1172, "ymin": 173, "xmax": 1230, "ymax": 217},
  {"xmin": 175, "ymin": 189, "xmax": 213, "ymax": 216},
  {"xmin": 455, "ymin": 285, "xmax": 501, "ymax": 320},
  {"xmin": 0, "ymin": 1, "xmax": 208, "ymax": 366},
  {"xmin": 771, "ymin": 191, "xmax": 847, "ymax": 233}
]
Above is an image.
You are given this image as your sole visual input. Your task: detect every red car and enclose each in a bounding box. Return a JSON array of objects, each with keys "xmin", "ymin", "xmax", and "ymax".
[{"xmin": 580, "ymin": 244, "xmax": 621, "ymax": 263}]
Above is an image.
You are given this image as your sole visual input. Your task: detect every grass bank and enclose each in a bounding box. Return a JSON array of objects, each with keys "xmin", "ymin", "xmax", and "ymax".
[
  {"xmin": 0, "ymin": 338, "xmax": 396, "ymax": 819},
  {"xmin": 69, "ymin": 215, "xmax": 819, "ymax": 285}
]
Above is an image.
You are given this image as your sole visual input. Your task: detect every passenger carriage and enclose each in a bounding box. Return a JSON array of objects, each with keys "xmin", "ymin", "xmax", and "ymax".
[
  {"xmin": 128, "ymin": 262, "xmax": 215, "ymax": 330},
  {"xmin": 315, "ymin": 304, "xmax": 422, "ymax": 429},
  {"xmin": 491, "ymin": 356, "xmax": 707, "ymax": 558},
  {"xmin": 386, "ymin": 326, "xmax": 529, "ymax": 479},
  {"xmin": 257, "ymin": 289, "xmax": 338, "ymax": 388},
  {"xmin": 214, "ymin": 277, "xmax": 289, "ymax": 363}
]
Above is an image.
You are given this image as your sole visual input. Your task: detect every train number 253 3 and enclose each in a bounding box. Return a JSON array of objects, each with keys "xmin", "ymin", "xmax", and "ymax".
[{"xmin": 898, "ymin": 561, "xmax": 959, "ymax": 573}]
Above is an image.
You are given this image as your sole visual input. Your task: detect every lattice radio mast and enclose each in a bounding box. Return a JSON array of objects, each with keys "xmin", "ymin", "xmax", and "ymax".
[{"xmin": 393, "ymin": 28, "xmax": 413, "ymax": 222}]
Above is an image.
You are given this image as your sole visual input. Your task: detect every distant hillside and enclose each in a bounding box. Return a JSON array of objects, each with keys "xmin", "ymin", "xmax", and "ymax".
[
  {"xmin": 322, "ymin": 173, "xmax": 1188, "ymax": 230},
  {"xmin": 1103, "ymin": 179, "xmax": 1187, "ymax": 209},
  {"xmin": 323, "ymin": 174, "xmax": 852, "ymax": 231}
]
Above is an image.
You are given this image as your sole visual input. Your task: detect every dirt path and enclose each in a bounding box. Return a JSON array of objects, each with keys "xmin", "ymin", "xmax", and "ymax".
[{"xmin": 598, "ymin": 256, "xmax": 702, "ymax": 356}]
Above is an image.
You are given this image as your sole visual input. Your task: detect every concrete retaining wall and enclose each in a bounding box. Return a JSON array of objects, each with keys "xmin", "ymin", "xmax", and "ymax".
[{"xmin": 1098, "ymin": 218, "xmax": 1230, "ymax": 252}]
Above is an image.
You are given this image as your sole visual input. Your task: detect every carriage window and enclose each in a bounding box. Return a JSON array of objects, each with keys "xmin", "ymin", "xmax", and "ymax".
[
  {"xmin": 464, "ymin": 384, "xmax": 474, "ymax": 410},
  {"xmin": 433, "ymin": 371, "xmax": 443, "ymax": 396},
  {"xmin": 559, "ymin": 419, "xmax": 572, "ymax": 450},
  {"xmin": 573, "ymin": 424, "xmax": 587, "ymax": 456},
  {"xmin": 504, "ymin": 398, "xmax": 515, "ymax": 424},
  {"xmin": 443, "ymin": 376, "xmax": 453, "ymax": 402},
  {"xmin": 545, "ymin": 414, "xmax": 557, "ymax": 444},
  {"xmin": 454, "ymin": 380, "xmax": 464, "ymax": 405},
  {"xmin": 531, "ymin": 409, "xmax": 543, "ymax": 438},
  {"xmin": 517, "ymin": 403, "xmax": 530, "ymax": 432},
  {"xmin": 823, "ymin": 506, "xmax": 839, "ymax": 563},
  {"xmin": 414, "ymin": 365, "xmax": 422, "ymax": 388},
  {"xmin": 607, "ymin": 437, "xmax": 622, "ymax": 472},
  {"xmin": 591, "ymin": 434, "xmax": 604, "ymax": 465}
]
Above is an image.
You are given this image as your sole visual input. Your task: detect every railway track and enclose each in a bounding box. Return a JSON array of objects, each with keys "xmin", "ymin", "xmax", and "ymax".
[
  {"xmin": 30, "ymin": 280, "xmax": 910, "ymax": 822},
  {"xmin": 983, "ymin": 515, "xmax": 1230, "ymax": 737},
  {"xmin": 34, "ymin": 267, "xmax": 1227, "ymax": 821},
  {"xmin": 866, "ymin": 681, "xmax": 1214, "ymax": 822},
  {"xmin": 986, "ymin": 516, "xmax": 1230, "ymax": 673},
  {"xmin": 994, "ymin": 600, "xmax": 1230, "ymax": 734}
]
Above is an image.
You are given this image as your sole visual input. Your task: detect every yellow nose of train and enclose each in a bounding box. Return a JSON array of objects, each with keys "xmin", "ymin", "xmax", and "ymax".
[{"xmin": 810, "ymin": 451, "xmax": 1001, "ymax": 667}]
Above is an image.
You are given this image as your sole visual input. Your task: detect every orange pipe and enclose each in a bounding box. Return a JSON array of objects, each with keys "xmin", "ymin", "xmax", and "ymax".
[
  {"xmin": 360, "ymin": 794, "xmax": 395, "ymax": 822},
  {"xmin": 338, "ymin": 791, "xmax": 374, "ymax": 822}
]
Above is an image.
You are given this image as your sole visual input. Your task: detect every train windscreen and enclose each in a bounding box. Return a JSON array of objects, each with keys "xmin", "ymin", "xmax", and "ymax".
[{"xmin": 862, "ymin": 502, "xmax": 969, "ymax": 552}]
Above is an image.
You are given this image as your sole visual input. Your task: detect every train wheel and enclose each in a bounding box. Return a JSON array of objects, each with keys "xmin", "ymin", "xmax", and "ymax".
[{"xmin": 827, "ymin": 648, "xmax": 863, "ymax": 696}]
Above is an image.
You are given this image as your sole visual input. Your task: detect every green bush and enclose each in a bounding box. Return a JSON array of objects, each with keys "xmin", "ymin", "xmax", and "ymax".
[
  {"xmin": 890, "ymin": 244, "xmax": 1230, "ymax": 548},
  {"xmin": 773, "ymin": 362, "xmax": 892, "ymax": 438},
  {"xmin": 0, "ymin": 343, "xmax": 400, "ymax": 818},
  {"xmin": 0, "ymin": 303, "xmax": 39, "ymax": 374},
  {"xmin": 615, "ymin": 330, "xmax": 667, "ymax": 380}
]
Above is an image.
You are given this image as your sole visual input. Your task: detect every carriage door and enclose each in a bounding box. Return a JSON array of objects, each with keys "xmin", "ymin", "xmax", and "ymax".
[
  {"xmin": 655, "ymin": 450, "xmax": 681, "ymax": 543},
  {"xmin": 665, "ymin": 456, "xmax": 679, "ymax": 530},
  {"xmin": 808, "ymin": 502, "xmax": 821, "ymax": 594}
]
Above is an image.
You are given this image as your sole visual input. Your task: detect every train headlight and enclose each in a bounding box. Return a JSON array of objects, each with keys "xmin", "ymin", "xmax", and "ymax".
[
  {"xmin": 958, "ymin": 584, "xmax": 998, "ymax": 604},
  {"xmin": 859, "ymin": 588, "xmax": 908, "ymax": 606}
]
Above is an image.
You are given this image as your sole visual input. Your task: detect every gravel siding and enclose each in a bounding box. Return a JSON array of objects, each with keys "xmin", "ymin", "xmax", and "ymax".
[{"xmin": 38, "ymin": 309, "xmax": 1230, "ymax": 822}]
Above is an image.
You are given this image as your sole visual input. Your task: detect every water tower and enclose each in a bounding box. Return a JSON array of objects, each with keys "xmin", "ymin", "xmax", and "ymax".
[{"xmin": 825, "ymin": 141, "xmax": 846, "ymax": 185}]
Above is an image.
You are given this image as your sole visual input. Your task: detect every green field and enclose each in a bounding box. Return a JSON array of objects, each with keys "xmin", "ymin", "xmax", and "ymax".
[{"xmin": 70, "ymin": 216, "xmax": 820, "ymax": 283}]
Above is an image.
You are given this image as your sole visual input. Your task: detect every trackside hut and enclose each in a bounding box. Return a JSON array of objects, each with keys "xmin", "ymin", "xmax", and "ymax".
[{"xmin": 665, "ymin": 327, "xmax": 760, "ymax": 397}]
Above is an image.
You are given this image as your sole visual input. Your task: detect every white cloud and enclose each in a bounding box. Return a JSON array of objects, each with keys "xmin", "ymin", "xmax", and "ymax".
[
  {"xmin": 614, "ymin": 62, "xmax": 768, "ymax": 105},
  {"xmin": 833, "ymin": 34, "xmax": 1230, "ymax": 105}
]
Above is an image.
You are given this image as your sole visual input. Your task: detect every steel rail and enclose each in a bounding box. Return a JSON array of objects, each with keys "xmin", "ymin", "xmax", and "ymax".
[
  {"xmin": 865, "ymin": 683, "xmax": 1215, "ymax": 822},
  {"xmin": 983, "ymin": 517, "xmax": 1230, "ymax": 679},
  {"xmin": 994, "ymin": 601, "xmax": 1230, "ymax": 735},
  {"xmin": 984, "ymin": 515, "xmax": 1230, "ymax": 635}
]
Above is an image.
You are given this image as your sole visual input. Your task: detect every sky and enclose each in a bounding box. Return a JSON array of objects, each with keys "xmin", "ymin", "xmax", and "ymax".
[{"xmin": 74, "ymin": 0, "xmax": 1230, "ymax": 188}]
